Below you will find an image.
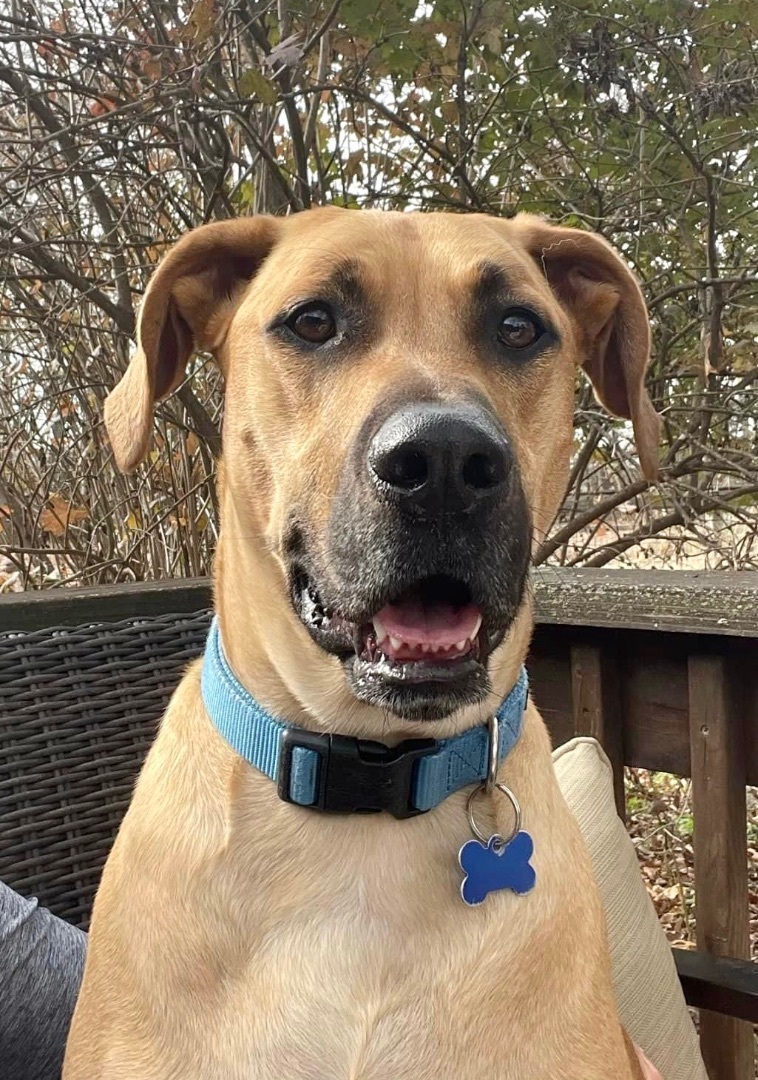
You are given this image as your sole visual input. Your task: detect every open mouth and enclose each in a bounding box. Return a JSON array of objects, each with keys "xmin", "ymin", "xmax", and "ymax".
[
  {"xmin": 293, "ymin": 570, "xmax": 499, "ymax": 720},
  {"xmin": 363, "ymin": 576, "xmax": 482, "ymax": 665}
]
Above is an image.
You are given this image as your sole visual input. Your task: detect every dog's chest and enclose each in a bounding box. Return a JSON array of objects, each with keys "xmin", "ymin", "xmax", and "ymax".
[
  {"xmin": 224, "ymin": 901, "xmax": 521, "ymax": 1079},
  {"xmin": 203, "ymin": 791, "xmax": 548, "ymax": 1070},
  {"xmin": 95, "ymin": 734, "xmax": 629, "ymax": 1079},
  {"xmin": 199, "ymin": 889, "xmax": 619, "ymax": 1080},
  {"xmin": 205, "ymin": 842, "xmax": 552, "ymax": 1080},
  {"xmin": 120, "ymin": 733, "xmax": 620, "ymax": 1078}
]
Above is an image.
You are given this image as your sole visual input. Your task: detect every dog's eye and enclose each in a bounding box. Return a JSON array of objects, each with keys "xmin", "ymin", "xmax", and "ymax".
[
  {"xmin": 497, "ymin": 310, "xmax": 544, "ymax": 351},
  {"xmin": 287, "ymin": 304, "xmax": 337, "ymax": 344}
]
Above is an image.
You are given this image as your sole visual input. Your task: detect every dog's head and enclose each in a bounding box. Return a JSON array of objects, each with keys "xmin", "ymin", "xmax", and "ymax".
[{"xmin": 106, "ymin": 208, "xmax": 659, "ymax": 725}]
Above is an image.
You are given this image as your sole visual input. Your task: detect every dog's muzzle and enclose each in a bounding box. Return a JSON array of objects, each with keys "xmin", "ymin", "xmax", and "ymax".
[{"xmin": 289, "ymin": 400, "xmax": 532, "ymax": 722}]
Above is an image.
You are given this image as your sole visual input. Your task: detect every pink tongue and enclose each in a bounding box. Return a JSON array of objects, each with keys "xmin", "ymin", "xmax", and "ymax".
[{"xmin": 374, "ymin": 599, "xmax": 481, "ymax": 647}]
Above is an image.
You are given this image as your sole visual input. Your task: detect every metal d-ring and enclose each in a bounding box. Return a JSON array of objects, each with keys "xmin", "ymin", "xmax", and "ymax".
[
  {"xmin": 486, "ymin": 713, "xmax": 499, "ymax": 793},
  {"xmin": 466, "ymin": 781, "xmax": 522, "ymax": 850}
]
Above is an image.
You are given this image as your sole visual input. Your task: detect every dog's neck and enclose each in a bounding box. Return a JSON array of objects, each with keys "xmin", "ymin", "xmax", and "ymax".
[
  {"xmin": 214, "ymin": 496, "xmax": 534, "ymax": 742},
  {"xmin": 202, "ymin": 615, "xmax": 529, "ymax": 818}
]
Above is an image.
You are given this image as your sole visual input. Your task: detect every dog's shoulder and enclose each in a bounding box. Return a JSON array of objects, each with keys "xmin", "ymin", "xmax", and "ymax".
[{"xmin": 105, "ymin": 658, "xmax": 237, "ymax": 879}]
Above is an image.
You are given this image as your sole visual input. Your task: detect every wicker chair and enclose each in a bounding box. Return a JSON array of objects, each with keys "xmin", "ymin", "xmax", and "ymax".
[{"xmin": 0, "ymin": 610, "xmax": 212, "ymax": 928}]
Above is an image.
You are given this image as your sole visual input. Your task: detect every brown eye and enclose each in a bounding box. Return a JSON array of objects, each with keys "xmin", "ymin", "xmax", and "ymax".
[
  {"xmin": 497, "ymin": 310, "xmax": 543, "ymax": 350},
  {"xmin": 288, "ymin": 304, "xmax": 336, "ymax": 344}
]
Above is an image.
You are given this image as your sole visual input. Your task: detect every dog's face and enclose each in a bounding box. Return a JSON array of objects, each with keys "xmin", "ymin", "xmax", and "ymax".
[{"xmin": 106, "ymin": 208, "xmax": 659, "ymax": 724}]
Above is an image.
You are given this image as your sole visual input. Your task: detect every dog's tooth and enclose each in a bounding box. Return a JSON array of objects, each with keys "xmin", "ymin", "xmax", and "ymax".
[
  {"xmin": 472, "ymin": 614, "xmax": 483, "ymax": 639},
  {"xmin": 372, "ymin": 616, "xmax": 388, "ymax": 643},
  {"xmin": 389, "ymin": 636, "xmax": 403, "ymax": 651},
  {"xmin": 456, "ymin": 640, "xmax": 467, "ymax": 651}
]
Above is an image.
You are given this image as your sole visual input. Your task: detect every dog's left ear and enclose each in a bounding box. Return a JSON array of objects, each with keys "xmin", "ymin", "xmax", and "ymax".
[
  {"xmin": 512, "ymin": 215, "xmax": 661, "ymax": 481},
  {"xmin": 105, "ymin": 216, "xmax": 282, "ymax": 472}
]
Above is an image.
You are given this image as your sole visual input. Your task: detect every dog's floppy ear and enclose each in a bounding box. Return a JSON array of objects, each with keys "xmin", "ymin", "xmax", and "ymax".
[
  {"xmin": 104, "ymin": 216, "xmax": 281, "ymax": 473},
  {"xmin": 512, "ymin": 215, "xmax": 661, "ymax": 481}
]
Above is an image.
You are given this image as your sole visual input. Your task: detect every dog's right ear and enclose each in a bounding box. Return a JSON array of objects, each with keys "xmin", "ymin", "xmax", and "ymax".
[{"xmin": 104, "ymin": 216, "xmax": 282, "ymax": 473}]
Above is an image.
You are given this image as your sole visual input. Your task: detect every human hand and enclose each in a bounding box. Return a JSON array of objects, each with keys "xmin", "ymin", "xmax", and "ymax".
[{"xmin": 634, "ymin": 1044, "xmax": 663, "ymax": 1080}]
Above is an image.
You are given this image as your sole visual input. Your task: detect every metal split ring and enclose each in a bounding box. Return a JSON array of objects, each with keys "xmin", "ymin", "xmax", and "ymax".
[{"xmin": 466, "ymin": 781, "xmax": 522, "ymax": 850}]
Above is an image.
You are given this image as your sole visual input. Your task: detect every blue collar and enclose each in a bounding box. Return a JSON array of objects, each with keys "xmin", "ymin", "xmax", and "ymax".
[{"xmin": 201, "ymin": 617, "xmax": 528, "ymax": 819}]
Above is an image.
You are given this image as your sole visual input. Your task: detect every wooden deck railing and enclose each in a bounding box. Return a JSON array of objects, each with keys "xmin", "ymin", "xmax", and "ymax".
[
  {"xmin": 531, "ymin": 568, "xmax": 758, "ymax": 1080},
  {"xmin": 2, "ymin": 568, "xmax": 757, "ymax": 1079}
]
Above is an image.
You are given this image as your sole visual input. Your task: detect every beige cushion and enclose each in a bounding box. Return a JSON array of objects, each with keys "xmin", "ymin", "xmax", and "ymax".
[{"xmin": 553, "ymin": 737, "xmax": 707, "ymax": 1080}]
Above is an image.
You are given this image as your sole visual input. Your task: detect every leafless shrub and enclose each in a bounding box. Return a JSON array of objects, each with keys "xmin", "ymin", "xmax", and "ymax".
[{"xmin": 1, "ymin": 0, "xmax": 756, "ymax": 588}]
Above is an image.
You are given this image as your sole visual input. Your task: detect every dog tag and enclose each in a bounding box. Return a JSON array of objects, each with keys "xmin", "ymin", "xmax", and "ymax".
[{"xmin": 458, "ymin": 831, "xmax": 536, "ymax": 906}]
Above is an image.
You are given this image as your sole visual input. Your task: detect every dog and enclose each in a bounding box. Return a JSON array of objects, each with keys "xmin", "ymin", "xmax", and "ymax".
[{"xmin": 64, "ymin": 207, "xmax": 661, "ymax": 1079}]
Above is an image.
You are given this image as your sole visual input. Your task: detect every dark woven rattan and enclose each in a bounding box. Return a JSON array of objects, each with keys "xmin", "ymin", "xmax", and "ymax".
[{"xmin": 0, "ymin": 609, "xmax": 212, "ymax": 928}]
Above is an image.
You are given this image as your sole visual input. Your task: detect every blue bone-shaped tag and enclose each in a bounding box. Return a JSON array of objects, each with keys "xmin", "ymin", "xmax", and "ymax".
[{"xmin": 458, "ymin": 831, "xmax": 536, "ymax": 906}]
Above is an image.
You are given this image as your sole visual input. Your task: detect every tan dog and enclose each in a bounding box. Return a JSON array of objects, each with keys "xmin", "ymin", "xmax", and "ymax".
[{"xmin": 64, "ymin": 207, "xmax": 660, "ymax": 1079}]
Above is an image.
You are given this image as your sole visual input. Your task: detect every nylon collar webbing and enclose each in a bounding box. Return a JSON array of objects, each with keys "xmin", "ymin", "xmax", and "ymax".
[{"xmin": 201, "ymin": 617, "xmax": 528, "ymax": 819}]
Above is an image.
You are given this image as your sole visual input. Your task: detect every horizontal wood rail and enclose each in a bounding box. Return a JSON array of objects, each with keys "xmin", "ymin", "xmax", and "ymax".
[
  {"xmin": 4, "ymin": 566, "xmax": 757, "ymax": 636},
  {"xmin": 674, "ymin": 950, "xmax": 758, "ymax": 1024},
  {"xmin": 532, "ymin": 567, "xmax": 758, "ymax": 638},
  {"xmin": 2, "ymin": 568, "xmax": 757, "ymax": 1077}
]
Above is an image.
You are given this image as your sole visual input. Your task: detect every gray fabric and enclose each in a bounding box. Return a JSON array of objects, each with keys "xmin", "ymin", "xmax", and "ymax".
[{"xmin": 0, "ymin": 881, "xmax": 86, "ymax": 1080}]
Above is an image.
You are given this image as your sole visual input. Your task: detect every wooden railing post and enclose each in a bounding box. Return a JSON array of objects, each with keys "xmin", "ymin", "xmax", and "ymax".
[
  {"xmin": 688, "ymin": 654, "xmax": 752, "ymax": 1080},
  {"xmin": 570, "ymin": 643, "xmax": 626, "ymax": 818}
]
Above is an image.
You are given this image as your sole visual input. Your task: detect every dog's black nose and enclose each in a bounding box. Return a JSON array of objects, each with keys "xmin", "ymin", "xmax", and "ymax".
[{"xmin": 368, "ymin": 403, "xmax": 510, "ymax": 514}]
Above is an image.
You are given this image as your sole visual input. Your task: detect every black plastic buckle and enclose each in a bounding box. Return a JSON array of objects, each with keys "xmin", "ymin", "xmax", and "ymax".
[{"xmin": 277, "ymin": 729, "xmax": 438, "ymax": 819}]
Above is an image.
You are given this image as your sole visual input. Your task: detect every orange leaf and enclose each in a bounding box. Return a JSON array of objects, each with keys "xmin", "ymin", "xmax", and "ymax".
[{"xmin": 40, "ymin": 495, "xmax": 89, "ymax": 536}]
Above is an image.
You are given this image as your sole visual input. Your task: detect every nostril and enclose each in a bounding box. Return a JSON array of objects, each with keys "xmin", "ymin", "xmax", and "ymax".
[
  {"xmin": 369, "ymin": 405, "xmax": 510, "ymax": 509},
  {"xmin": 380, "ymin": 447, "xmax": 428, "ymax": 491},
  {"xmin": 462, "ymin": 451, "xmax": 503, "ymax": 490}
]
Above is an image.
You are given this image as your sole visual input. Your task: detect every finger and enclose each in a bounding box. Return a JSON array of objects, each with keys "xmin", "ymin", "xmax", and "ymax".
[{"xmin": 634, "ymin": 1044, "xmax": 664, "ymax": 1080}]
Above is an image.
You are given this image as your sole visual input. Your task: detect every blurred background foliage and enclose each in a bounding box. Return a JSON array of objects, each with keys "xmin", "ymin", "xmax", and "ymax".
[{"xmin": 2, "ymin": 0, "xmax": 758, "ymax": 587}]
